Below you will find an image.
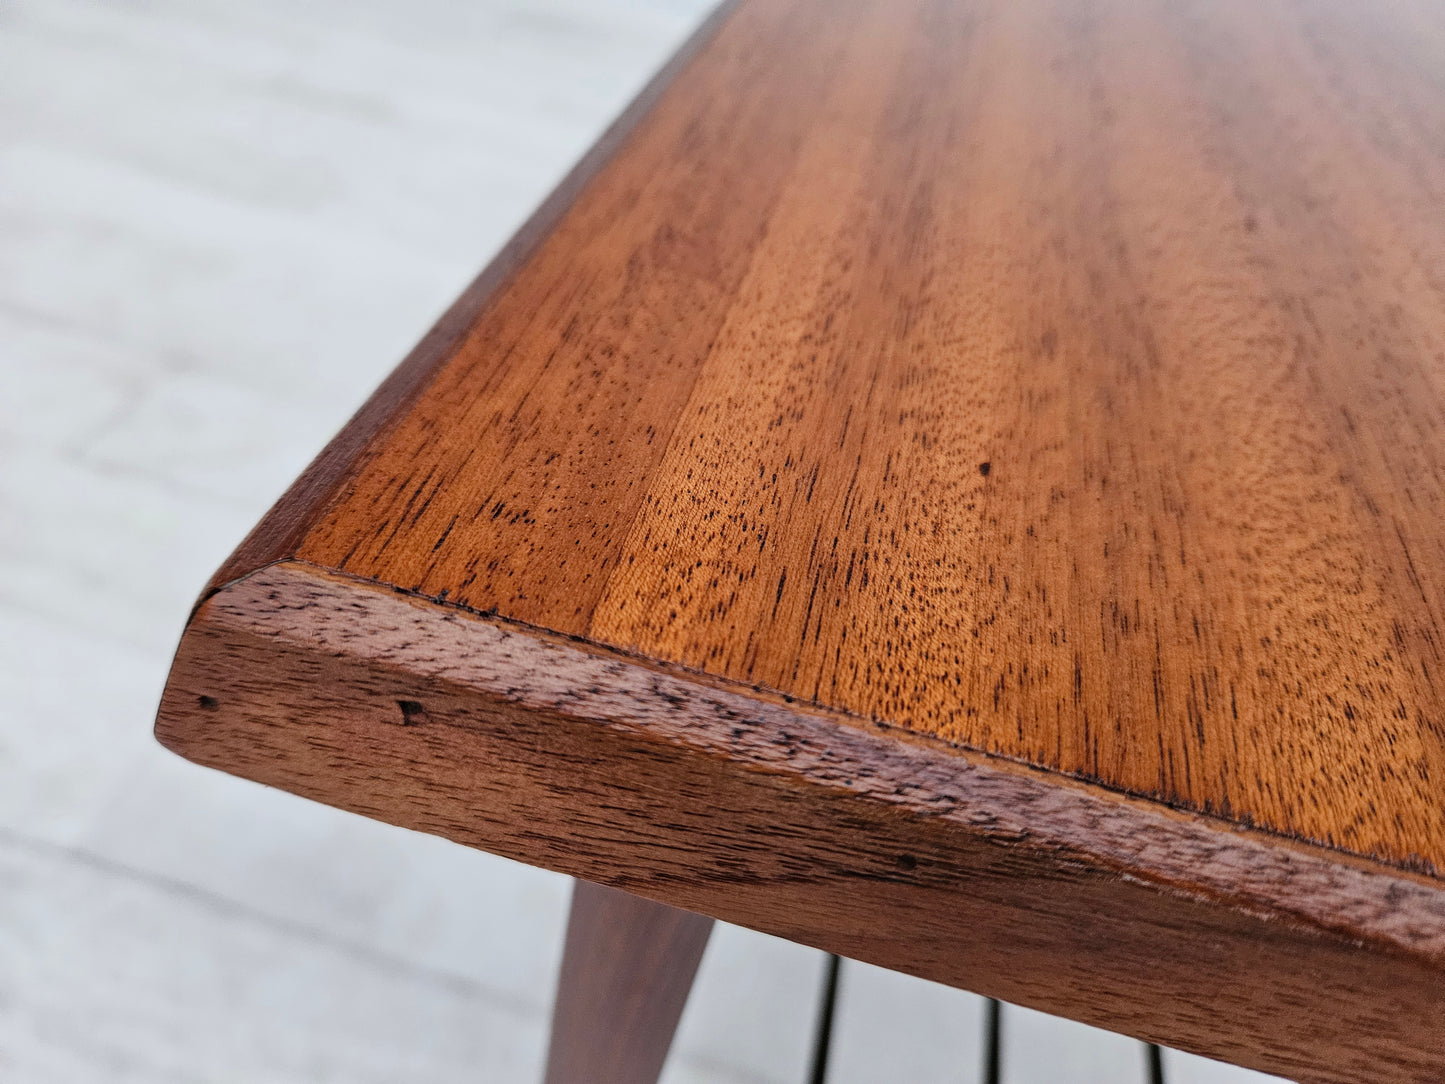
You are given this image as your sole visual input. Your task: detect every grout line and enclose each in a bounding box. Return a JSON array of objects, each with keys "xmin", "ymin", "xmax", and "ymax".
[{"xmin": 0, "ymin": 824, "xmax": 544, "ymax": 1019}]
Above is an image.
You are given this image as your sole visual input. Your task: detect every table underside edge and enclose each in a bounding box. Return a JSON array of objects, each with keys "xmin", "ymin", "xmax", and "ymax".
[{"xmin": 155, "ymin": 560, "xmax": 1445, "ymax": 1083}]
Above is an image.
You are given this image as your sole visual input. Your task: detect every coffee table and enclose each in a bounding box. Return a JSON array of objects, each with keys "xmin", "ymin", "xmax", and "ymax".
[{"xmin": 155, "ymin": 1, "xmax": 1445, "ymax": 1080}]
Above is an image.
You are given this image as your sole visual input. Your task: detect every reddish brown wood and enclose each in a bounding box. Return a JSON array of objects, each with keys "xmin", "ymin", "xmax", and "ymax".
[
  {"xmin": 157, "ymin": 563, "xmax": 1445, "ymax": 1083},
  {"xmin": 155, "ymin": 0, "xmax": 1445, "ymax": 1080},
  {"xmin": 285, "ymin": 0, "xmax": 1445, "ymax": 884},
  {"xmin": 545, "ymin": 881, "xmax": 713, "ymax": 1084}
]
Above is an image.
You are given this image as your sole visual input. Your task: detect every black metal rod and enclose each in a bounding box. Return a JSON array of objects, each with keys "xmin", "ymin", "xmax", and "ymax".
[
  {"xmin": 1146, "ymin": 1042, "xmax": 1166, "ymax": 1084},
  {"xmin": 807, "ymin": 954, "xmax": 842, "ymax": 1084},
  {"xmin": 983, "ymin": 998, "xmax": 1001, "ymax": 1084}
]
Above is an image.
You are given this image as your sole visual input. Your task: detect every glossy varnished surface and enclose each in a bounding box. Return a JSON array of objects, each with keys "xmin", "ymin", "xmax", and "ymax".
[{"xmin": 279, "ymin": 0, "xmax": 1445, "ymax": 876}]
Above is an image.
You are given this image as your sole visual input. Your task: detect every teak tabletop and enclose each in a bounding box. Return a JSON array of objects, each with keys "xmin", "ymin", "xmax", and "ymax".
[{"xmin": 156, "ymin": 0, "xmax": 1445, "ymax": 1080}]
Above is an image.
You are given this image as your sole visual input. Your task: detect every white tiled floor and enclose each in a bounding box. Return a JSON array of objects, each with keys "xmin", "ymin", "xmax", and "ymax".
[{"xmin": 0, "ymin": 1, "xmax": 1288, "ymax": 1080}]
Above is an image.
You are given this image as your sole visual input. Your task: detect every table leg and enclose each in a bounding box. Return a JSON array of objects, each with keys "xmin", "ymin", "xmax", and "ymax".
[{"xmin": 543, "ymin": 879, "xmax": 714, "ymax": 1084}]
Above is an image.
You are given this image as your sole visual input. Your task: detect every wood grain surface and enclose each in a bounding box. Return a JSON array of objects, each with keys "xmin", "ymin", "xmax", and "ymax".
[
  {"xmin": 159, "ymin": 563, "xmax": 1445, "ymax": 1083},
  {"xmin": 285, "ymin": 0, "xmax": 1445, "ymax": 879},
  {"xmin": 156, "ymin": 0, "xmax": 1445, "ymax": 1080}
]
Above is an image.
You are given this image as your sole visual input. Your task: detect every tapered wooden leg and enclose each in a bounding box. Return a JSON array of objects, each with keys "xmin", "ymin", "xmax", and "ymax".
[{"xmin": 543, "ymin": 880, "xmax": 714, "ymax": 1084}]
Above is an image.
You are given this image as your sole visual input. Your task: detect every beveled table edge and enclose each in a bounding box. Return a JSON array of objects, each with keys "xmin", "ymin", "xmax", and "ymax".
[{"xmin": 155, "ymin": 559, "xmax": 1445, "ymax": 1084}]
